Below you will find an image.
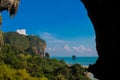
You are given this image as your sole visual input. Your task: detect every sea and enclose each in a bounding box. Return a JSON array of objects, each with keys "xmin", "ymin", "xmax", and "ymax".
[
  {"xmin": 51, "ymin": 57, "xmax": 98, "ymax": 66},
  {"xmin": 51, "ymin": 57, "xmax": 99, "ymax": 80}
]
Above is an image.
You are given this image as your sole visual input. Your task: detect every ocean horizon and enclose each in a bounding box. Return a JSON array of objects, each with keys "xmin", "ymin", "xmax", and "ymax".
[{"xmin": 51, "ymin": 57, "xmax": 98, "ymax": 66}]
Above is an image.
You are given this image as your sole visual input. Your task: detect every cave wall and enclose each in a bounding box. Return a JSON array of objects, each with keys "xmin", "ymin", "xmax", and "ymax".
[{"xmin": 81, "ymin": 0, "xmax": 119, "ymax": 80}]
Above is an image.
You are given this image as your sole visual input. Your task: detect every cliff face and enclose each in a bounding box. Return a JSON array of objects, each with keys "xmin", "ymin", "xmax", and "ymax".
[
  {"xmin": 0, "ymin": 0, "xmax": 20, "ymax": 26},
  {"xmin": 0, "ymin": 30, "xmax": 4, "ymax": 49},
  {"xmin": 3, "ymin": 32, "xmax": 46, "ymax": 57},
  {"xmin": 81, "ymin": 0, "xmax": 119, "ymax": 80},
  {"xmin": 0, "ymin": 0, "xmax": 20, "ymax": 16}
]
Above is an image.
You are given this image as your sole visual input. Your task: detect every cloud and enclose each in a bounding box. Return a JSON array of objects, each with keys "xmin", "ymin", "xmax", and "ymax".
[
  {"xmin": 40, "ymin": 32, "xmax": 53, "ymax": 40},
  {"xmin": 63, "ymin": 45, "xmax": 92, "ymax": 53},
  {"xmin": 72, "ymin": 46, "xmax": 81, "ymax": 52},
  {"xmin": 16, "ymin": 29, "xmax": 26, "ymax": 35},
  {"xmin": 64, "ymin": 45, "xmax": 71, "ymax": 52},
  {"xmin": 40, "ymin": 32, "xmax": 97, "ymax": 57},
  {"xmin": 40, "ymin": 32, "xmax": 66, "ymax": 44},
  {"xmin": 72, "ymin": 45, "xmax": 92, "ymax": 53},
  {"xmin": 47, "ymin": 47, "xmax": 56, "ymax": 52}
]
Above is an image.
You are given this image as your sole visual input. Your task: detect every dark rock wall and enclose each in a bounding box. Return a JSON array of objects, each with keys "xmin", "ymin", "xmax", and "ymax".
[{"xmin": 81, "ymin": 0, "xmax": 119, "ymax": 80}]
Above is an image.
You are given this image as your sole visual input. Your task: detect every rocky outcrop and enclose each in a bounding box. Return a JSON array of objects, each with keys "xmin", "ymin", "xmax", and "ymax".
[
  {"xmin": 0, "ymin": 0, "xmax": 20, "ymax": 25},
  {"xmin": 81, "ymin": 0, "xmax": 119, "ymax": 80},
  {"xmin": 0, "ymin": 30, "xmax": 4, "ymax": 49},
  {"xmin": 3, "ymin": 32, "xmax": 46, "ymax": 57},
  {"xmin": 0, "ymin": 0, "xmax": 20, "ymax": 17}
]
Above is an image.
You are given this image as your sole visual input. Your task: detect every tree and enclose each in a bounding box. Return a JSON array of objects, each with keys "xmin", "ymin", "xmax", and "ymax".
[
  {"xmin": 17, "ymin": 69, "xmax": 31, "ymax": 80},
  {"xmin": 55, "ymin": 73, "xmax": 67, "ymax": 80},
  {"xmin": 0, "ymin": 63, "xmax": 16, "ymax": 80}
]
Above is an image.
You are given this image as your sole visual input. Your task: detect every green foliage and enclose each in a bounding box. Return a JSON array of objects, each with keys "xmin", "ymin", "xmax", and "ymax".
[
  {"xmin": 0, "ymin": 51, "xmax": 91, "ymax": 80},
  {"xmin": 17, "ymin": 68, "xmax": 31, "ymax": 79},
  {"xmin": 0, "ymin": 31, "xmax": 91, "ymax": 80},
  {"xmin": 55, "ymin": 73, "xmax": 67, "ymax": 80},
  {"xmin": 3, "ymin": 32, "xmax": 46, "ymax": 55},
  {"xmin": 70, "ymin": 64, "xmax": 90, "ymax": 80},
  {"xmin": 0, "ymin": 63, "xmax": 48, "ymax": 80},
  {"xmin": 0, "ymin": 63, "xmax": 16, "ymax": 80},
  {"xmin": 3, "ymin": 32, "xmax": 29, "ymax": 53},
  {"xmin": 27, "ymin": 35, "xmax": 46, "ymax": 56},
  {"xmin": 27, "ymin": 35, "xmax": 46, "ymax": 48}
]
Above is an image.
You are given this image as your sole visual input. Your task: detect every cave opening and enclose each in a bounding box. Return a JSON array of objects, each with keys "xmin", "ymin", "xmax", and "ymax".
[{"xmin": 81, "ymin": 0, "xmax": 120, "ymax": 80}]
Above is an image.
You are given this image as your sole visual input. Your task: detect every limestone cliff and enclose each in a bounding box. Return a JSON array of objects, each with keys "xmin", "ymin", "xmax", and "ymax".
[
  {"xmin": 81, "ymin": 0, "xmax": 120, "ymax": 80},
  {"xmin": 3, "ymin": 32, "xmax": 46, "ymax": 57},
  {"xmin": 0, "ymin": 30, "xmax": 4, "ymax": 49},
  {"xmin": 0, "ymin": 0, "xmax": 20, "ymax": 25},
  {"xmin": 0, "ymin": 0, "xmax": 20, "ymax": 17}
]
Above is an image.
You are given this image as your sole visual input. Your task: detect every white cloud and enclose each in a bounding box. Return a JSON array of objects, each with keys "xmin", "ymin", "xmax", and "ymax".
[
  {"xmin": 40, "ymin": 32, "xmax": 53, "ymax": 40},
  {"xmin": 16, "ymin": 29, "xmax": 26, "ymax": 35},
  {"xmin": 47, "ymin": 47, "xmax": 56, "ymax": 52},
  {"xmin": 64, "ymin": 45, "xmax": 71, "ymax": 52},
  {"xmin": 72, "ymin": 45, "xmax": 92, "ymax": 53},
  {"xmin": 72, "ymin": 46, "xmax": 81, "ymax": 52},
  {"xmin": 40, "ymin": 32, "xmax": 66, "ymax": 44},
  {"xmin": 39, "ymin": 32, "xmax": 97, "ymax": 57}
]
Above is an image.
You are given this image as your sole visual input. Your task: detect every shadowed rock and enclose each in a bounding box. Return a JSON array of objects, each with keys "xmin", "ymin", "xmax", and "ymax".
[
  {"xmin": 81, "ymin": 0, "xmax": 119, "ymax": 80},
  {"xmin": 0, "ymin": 0, "xmax": 20, "ymax": 25},
  {"xmin": 0, "ymin": 0, "xmax": 20, "ymax": 17}
]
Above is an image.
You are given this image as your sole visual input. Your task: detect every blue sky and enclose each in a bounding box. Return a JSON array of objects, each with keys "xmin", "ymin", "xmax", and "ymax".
[{"xmin": 1, "ymin": 0, "xmax": 97, "ymax": 57}]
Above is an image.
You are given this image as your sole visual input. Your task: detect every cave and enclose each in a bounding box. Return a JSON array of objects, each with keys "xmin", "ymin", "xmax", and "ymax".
[{"xmin": 81, "ymin": 0, "xmax": 120, "ymax": 80}]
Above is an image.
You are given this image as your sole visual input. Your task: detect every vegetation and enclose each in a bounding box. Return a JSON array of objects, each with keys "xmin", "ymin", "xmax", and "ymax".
[
  {"xmin": 3, "ymin": 32, "xmax": 46, "ymax": 56},
  {"xmin": 0, "ymin": 32, "xmax": 91, "ymax": 80}
]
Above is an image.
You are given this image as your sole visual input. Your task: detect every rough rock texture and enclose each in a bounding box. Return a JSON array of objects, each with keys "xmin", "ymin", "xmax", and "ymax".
[
  {"xmin": 0, "ymin": 30, "xmax": 4, "ymax": 49},
  {"xmin": 0, "ymin": 0, "xmax": 20, "ymax": 25},
  {"xmin": 3, "ymin": 32, "xmax": 46, "ymax": 57},
  {"xmin": 81, "ymin": 0, "xmax": 119, "ymax": 80},
  {"xmin": 0, "ymin": 0, "xmax": 20, "ymax": 17}
]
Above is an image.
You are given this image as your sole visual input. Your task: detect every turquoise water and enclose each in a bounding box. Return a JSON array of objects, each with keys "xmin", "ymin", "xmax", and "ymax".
[{"xmin": 51, "ymin": 57, "xmax": 98, "ymax": 66}]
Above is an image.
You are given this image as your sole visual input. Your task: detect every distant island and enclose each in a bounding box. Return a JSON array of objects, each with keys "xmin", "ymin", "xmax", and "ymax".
[{"xmin": 72, "ymin": 55, "xmax": 76, "ymax": 60}]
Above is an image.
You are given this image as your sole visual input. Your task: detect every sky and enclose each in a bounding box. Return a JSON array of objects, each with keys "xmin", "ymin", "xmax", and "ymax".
[{"xmin": 1, "ymin": 0, "xmax": 98, "ymax": 57}]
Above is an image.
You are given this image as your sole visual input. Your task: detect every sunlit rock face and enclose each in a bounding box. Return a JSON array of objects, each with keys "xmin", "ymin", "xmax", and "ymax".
[{"xmin": 81, "ymin": 0, "xmax": 119, "ymax": 80}]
